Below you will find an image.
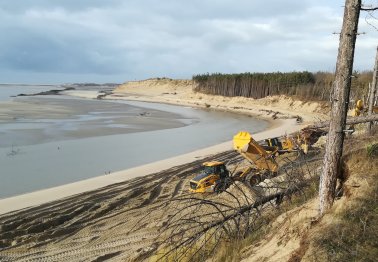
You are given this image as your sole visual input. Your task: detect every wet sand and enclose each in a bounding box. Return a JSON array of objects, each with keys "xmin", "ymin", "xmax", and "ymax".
[
  {"xmin": 0, "ymin": 94, "xmax": 270, "ymax": 199},
  {"xmin": 0, "ymin": 97, "xmax": 186, "ymax": 147}
]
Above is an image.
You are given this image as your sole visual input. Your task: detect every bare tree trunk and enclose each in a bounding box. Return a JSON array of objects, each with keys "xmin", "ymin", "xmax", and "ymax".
[
  {"xmin": 366, "ymin": 83, "xmax": 371, "ymax": 109},
  {"xmin": 319, "ymin": 0, "xmax": 361, "ymax": 216},
  {"xmin": 367, "ymin": 46, "xmax": 378, "ymax": 134}
]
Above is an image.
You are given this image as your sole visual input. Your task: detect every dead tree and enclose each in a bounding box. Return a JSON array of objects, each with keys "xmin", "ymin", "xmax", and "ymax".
[
  {"xmin": 319, "ymin": 0, "xmax": 361, "ymax": 216},
  {"xmin": 367, "ymin": 46, "xmax": 378, "ymax": 134},
  {"xmin": 157, "ymin": 153, "xmax": 320, "ymax": 261}
]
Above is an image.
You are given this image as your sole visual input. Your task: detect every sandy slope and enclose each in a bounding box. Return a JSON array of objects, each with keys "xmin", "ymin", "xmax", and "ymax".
[{"xmin": 0, "ymin": 79, "xmax": 327, "ymax": 261}]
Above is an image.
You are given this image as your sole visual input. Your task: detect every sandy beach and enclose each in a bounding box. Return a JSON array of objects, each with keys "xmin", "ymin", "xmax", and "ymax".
[{"xmin": 0, "ymin": 79, "xmax": 327, "ymax": 261}]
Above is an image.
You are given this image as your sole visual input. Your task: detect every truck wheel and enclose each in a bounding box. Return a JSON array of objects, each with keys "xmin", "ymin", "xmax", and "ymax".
[
  {"xmin": 245, "ymin": 173, "xmax": 261, "ymax": 188},
  {"xmin": 214, "ymin": 182, "xmax": 224, "ymax": 194},
  {"xmin": 214, "ymin": 178, "xmax": 232, "ymax": 193}
]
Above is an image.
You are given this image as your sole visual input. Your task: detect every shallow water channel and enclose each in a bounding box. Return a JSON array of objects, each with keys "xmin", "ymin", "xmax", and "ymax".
[{"xmin": 0, "ymin": 89, "xmax": 268, "ymax": 198}]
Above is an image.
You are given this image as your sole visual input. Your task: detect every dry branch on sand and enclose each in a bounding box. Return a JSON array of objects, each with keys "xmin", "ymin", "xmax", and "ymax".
[{"xmin": 153, "ymin": 152, "xmax": 323, "ymax": 261}]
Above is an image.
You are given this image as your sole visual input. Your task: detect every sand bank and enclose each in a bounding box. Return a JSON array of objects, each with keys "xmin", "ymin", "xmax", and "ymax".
[{"xmin": 0, "ymin": 97, "xmax": 186, "ymax": 147}]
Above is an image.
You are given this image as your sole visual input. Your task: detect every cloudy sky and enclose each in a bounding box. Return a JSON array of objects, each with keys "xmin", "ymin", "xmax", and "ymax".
[{"xmin": 0, "ymin": 0, "xmax": 377, "ymax": 84}]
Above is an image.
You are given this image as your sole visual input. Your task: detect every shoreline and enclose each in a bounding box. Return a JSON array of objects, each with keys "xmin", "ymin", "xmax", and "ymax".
[
  {"xmin": 0, "ymin": 118, "xmax": 302, "ymax": 215},
  {"xmin": 62, "ymin": 89, "xmax": 281, "ymax": 126}
]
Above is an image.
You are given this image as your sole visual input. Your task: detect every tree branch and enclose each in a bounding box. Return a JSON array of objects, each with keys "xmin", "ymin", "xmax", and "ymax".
[
  {"xmin": 361, "ymin": 7, "xmax": 378, "ymax": 11},
  {"xmin": 307, "ymin": 114, "xmax": 378, "ymax": 129}
]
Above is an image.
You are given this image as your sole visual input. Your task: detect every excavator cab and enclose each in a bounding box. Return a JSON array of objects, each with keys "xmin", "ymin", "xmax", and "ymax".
[{"xmin": 189, "ymin": 161, "xmax": 229, "ymax": 193}]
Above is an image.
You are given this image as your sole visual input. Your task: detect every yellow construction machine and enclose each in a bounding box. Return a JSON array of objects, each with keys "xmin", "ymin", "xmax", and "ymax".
[
  {"xmin": 349, "ymin": 99, "xmax": 378, "ymax": 132},
  {"xmin": 189, "ymin": 161, "xmax": 231, "ymax": 193},
  {"xmin": 353, "ymin": 100, "xmax": 365, "ymax": 117},
  {"xmin": 189, "ymin": 132, "xmax": 298, "ymax": 193},
  {"xmin": 353, "ymin": 99, "xmax": 378, "ymax": 116}
]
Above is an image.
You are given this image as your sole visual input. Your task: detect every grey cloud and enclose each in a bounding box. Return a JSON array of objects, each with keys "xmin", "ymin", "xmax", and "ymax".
[
  {"xmin": 0, "ymin": 0, "xmax": 122, "ymax": 13},
  {"xmin": 0, "ymin": 0, "xmax": 376, "ymax": 83}
]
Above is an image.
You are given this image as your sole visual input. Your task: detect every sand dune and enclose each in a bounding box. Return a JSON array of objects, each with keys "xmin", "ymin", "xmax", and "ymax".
[{"xmin": 112, "ymin": 78, "xmax": 328, "ymax": 123}]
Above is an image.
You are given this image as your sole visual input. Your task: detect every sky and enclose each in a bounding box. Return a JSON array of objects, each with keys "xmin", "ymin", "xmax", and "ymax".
[{"xmin": 0, "ymin": 0, "xmax": 377, "ymax": 84}]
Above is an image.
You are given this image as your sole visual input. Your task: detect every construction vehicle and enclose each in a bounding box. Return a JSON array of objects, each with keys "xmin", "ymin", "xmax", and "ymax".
[
  {"xmin": 353, "ymin": 99, "xmax": 378, "ymax": 116},
  {"xmin": 189, "ymin": 129, "xmax": 325, "ymax": 193},
  {"xmin": 353, "ymin": 100, "xmax": 364, "ymax": 117},
  {"xmin": 189, "ymin": 132, "xmax": 296, "ymax": 193},
  {"xmin": 349, "ymin": 99, "xmax": 378, "ymax": 133},
  {"xmin": 189, "ymin": 161, "xmax": 231, "ymax": 193}
]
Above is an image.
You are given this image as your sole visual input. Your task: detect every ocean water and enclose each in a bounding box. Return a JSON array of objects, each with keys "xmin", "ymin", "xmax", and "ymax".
[
  {"xmin": 0, "ymin": 87, "xmax": 268, "ymax": 198},
  {"xmin": 0, "ymin": 84, "xmax": 60, "ymax": 102}
]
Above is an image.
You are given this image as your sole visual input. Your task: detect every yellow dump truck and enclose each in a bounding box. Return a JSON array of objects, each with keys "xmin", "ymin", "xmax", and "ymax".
[{"xmin": 189, "ymin": 131, "xmax": 293, "ymax": 193}]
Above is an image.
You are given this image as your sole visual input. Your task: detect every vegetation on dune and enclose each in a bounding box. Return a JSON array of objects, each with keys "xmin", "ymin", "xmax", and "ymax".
[
  {"xmin": 367, "ymin": 143, "xmax": 378, "ymax": 157},
  {"xmin": 192, "ymin": 71, "xmax": 372, "ymax": 102},
  {"xmin": 310, "ymin": 139, "xmax": 378, "ymax": 262},
  {"xmin": 314, "ymin": 182, "xmax": 378, "ymax": 261}
]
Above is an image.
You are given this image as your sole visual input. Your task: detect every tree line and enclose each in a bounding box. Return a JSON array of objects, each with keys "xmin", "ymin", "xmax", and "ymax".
[{"xmin": 192, "ymin": 71, "xmax": 372, "ymax": 102}]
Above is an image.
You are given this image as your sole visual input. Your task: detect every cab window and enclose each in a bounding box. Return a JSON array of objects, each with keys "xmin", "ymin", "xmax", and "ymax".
[{"xmin": 204, "ymin": 166, "xmax": 215, "ymax": 174}]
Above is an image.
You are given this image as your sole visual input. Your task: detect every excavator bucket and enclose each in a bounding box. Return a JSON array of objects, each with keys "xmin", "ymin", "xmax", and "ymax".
[{"xmin": 233, "ymin": 131, "xmax": 279, "ymax": 172}]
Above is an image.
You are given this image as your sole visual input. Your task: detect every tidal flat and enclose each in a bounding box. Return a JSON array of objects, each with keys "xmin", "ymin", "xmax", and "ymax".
[{"xmin": 0, "ymin": 93, "xmax": 268, "ymax": 198}]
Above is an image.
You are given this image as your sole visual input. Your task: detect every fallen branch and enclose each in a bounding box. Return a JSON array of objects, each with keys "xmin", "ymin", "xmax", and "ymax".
[{"xmin": 307, "ymin": 114, "xmax": 378, "ymax": 129}]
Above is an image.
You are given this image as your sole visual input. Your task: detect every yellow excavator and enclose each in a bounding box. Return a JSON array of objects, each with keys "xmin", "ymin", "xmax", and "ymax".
[{"xmin": 189, "ymin": 132, "xmax": 296, "ymax": 193}]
